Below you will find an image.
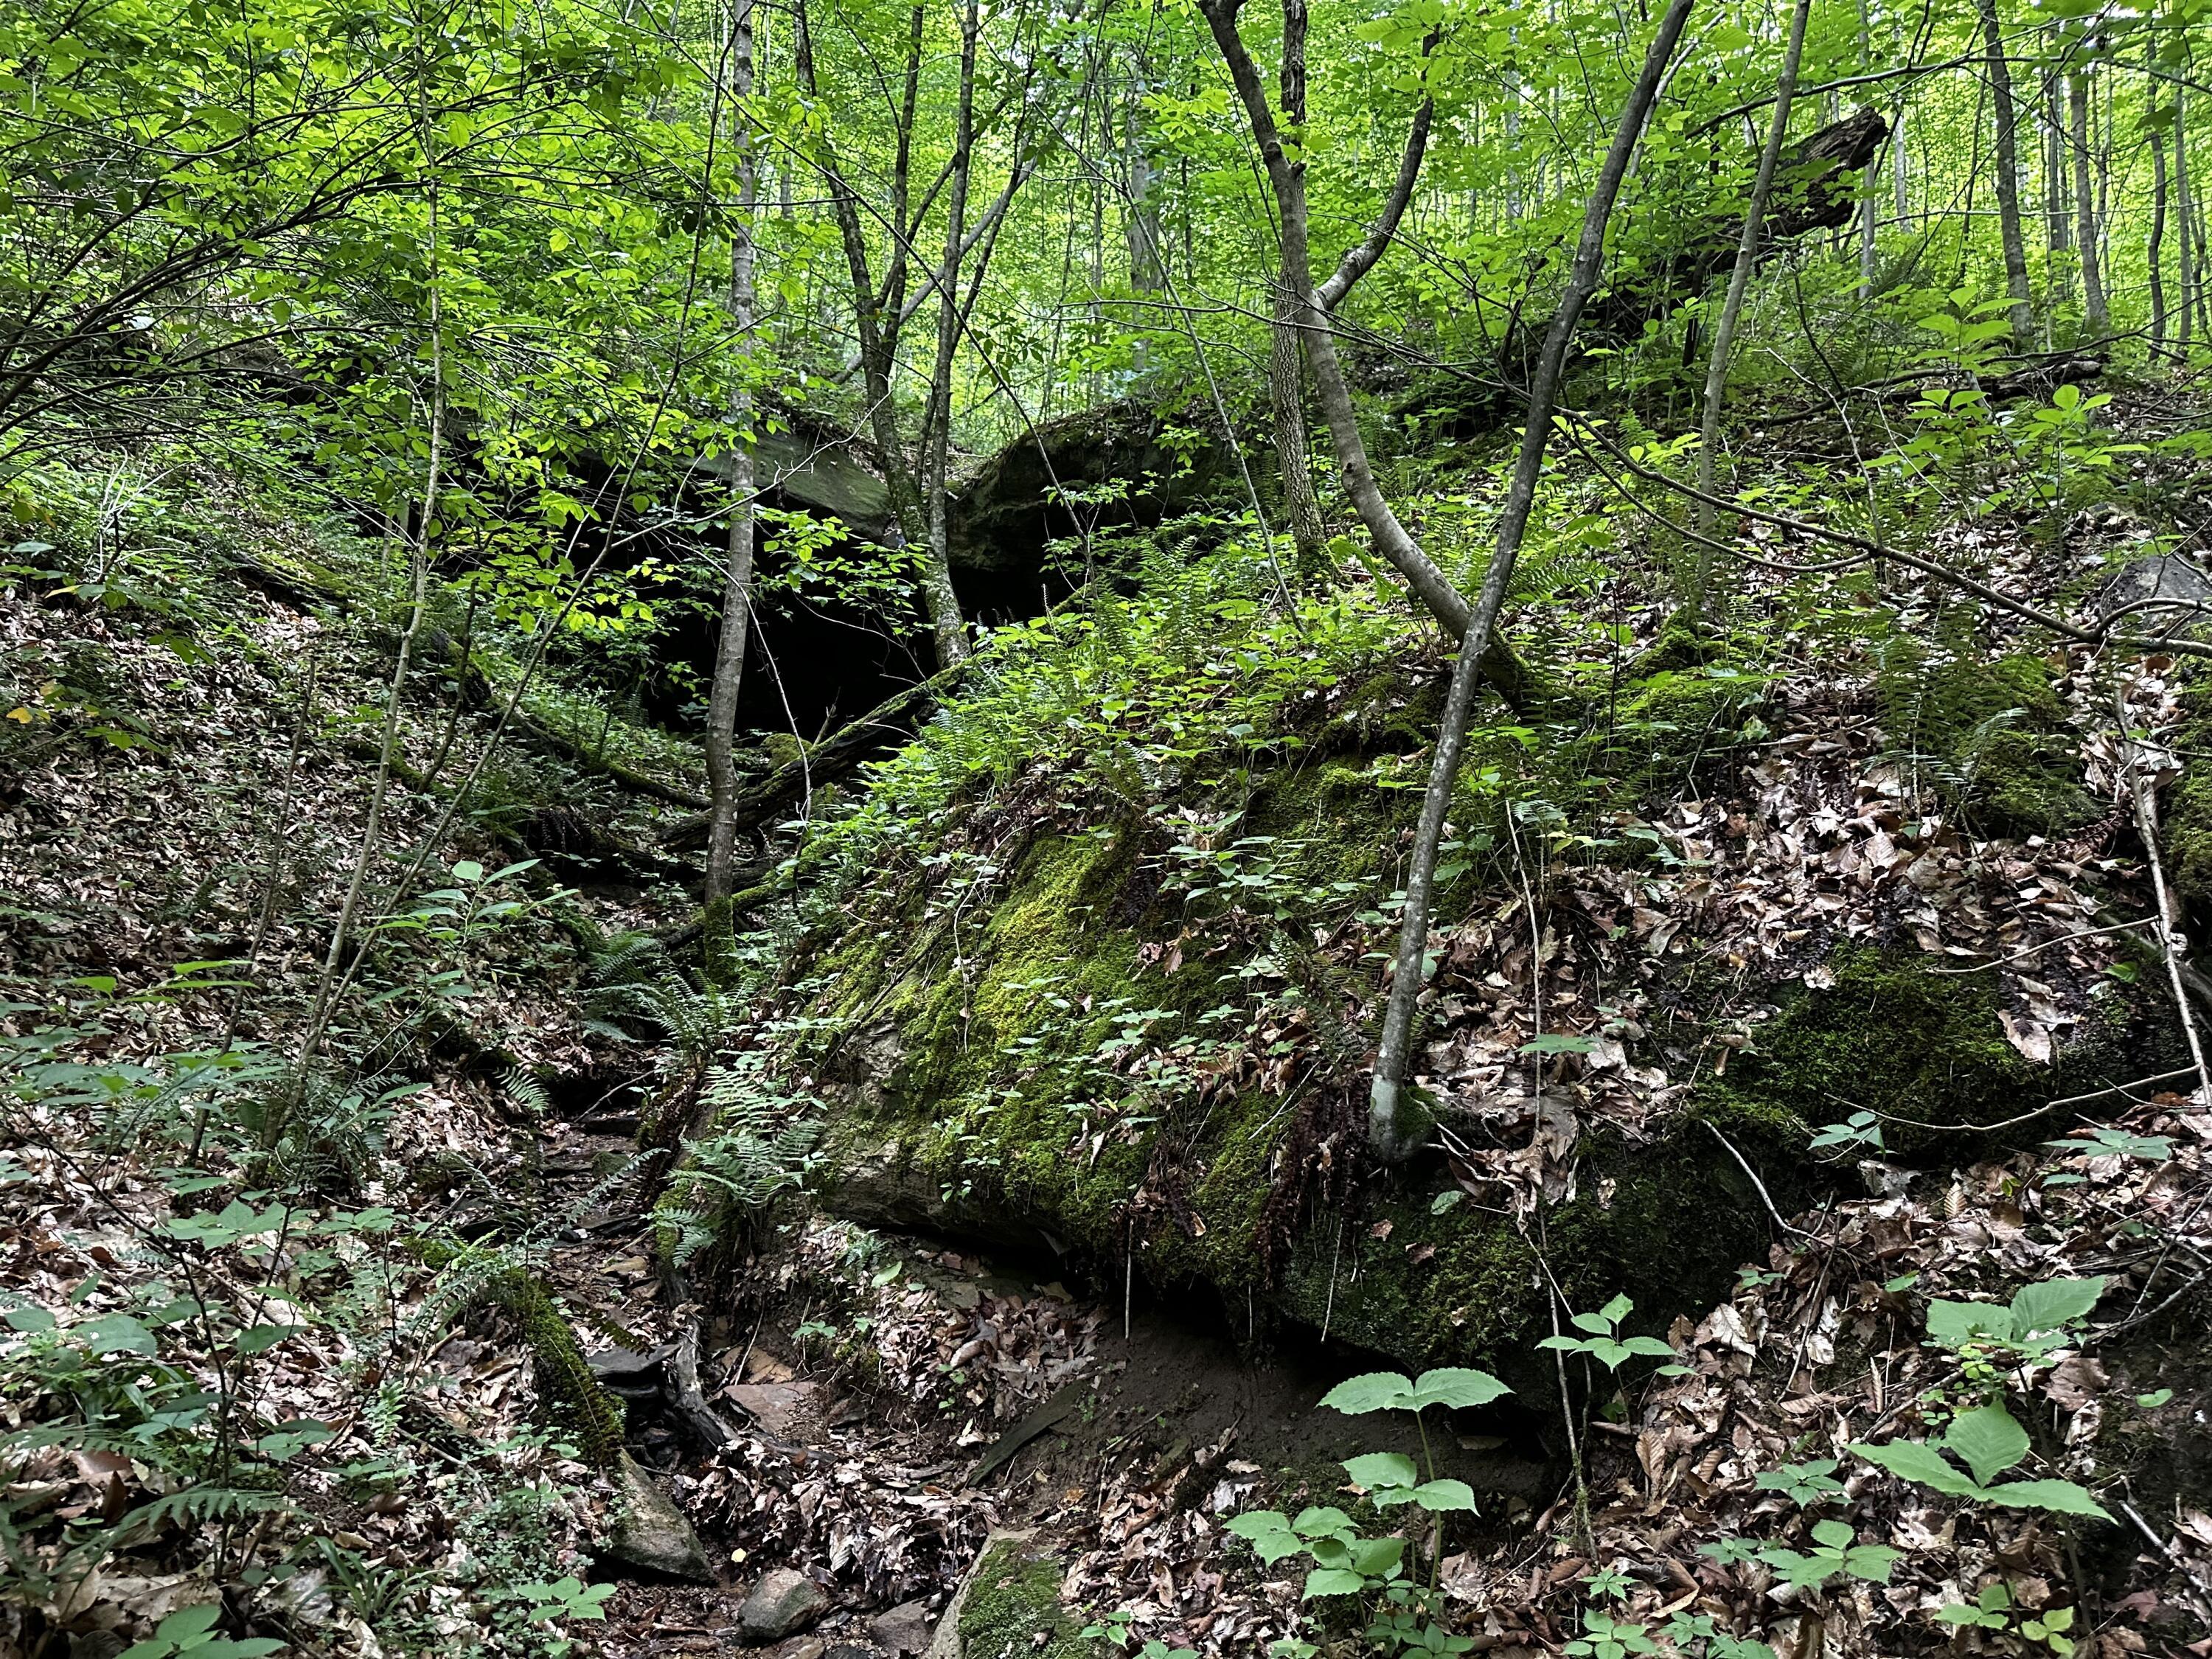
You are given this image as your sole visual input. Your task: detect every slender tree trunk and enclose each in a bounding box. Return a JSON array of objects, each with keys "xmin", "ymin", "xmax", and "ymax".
[
  {"xmin": 1270, "ymin": 277, "xmax": 1327, "ymax": 571},
  {"xmin": 1975, "ymin": 0, "xmax": 2035, "ymax": 347},
  {"xmin": 1893, "ymin": 103, "xmax": 1909, "ymax": 223},
  {"xmin": 1364, "ymin": 0, "xmax": 1697, "ymax": 1159},
  {"xmin": 2152, "ymin": 100, "xmax": 2171, "ymax": 348},
  {"xmin": 1267, "ymin": 0, "xmax": 1325, "ymax": 573},
  {"xmin": 2070, "ymin": 61, "xmax": 2107, "ymax": 335},
  {"xmin": 1197, "ymin": 0, "xmax": 1471, "ymax": 641},
  {"xmin": 1688, "ymin": 0, "xmax": 1810, "ymax": 622},
  {"xmin": 918, "ymin": 0, "xmax": 981, "ymax": 668},
  {"xmin": 2046, "ymin": 56, "xmax": 2070, "ymax": 327},
  {"xmin": 1857, "ymin": 0, "xmax": 1877, "ymax": 299},
  {"xmin": 2180, "ymin": 83, "xmax": 2197, "ymax": 351},
  {"xmin": 705, "ymin": 0, "xmax": 760, "ymax": 902}
]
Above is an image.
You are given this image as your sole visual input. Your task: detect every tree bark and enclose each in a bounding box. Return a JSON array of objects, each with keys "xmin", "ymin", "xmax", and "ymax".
[
  {"xmin": 1688, "ymin": 0, "xmax": 1810, "ymax": 625},
  {"xmin": 2151, "ymin": 32, "xmax": 2171, "ymax": 349},
  {"xmin": 1975, "ymin": 0, "xmax": 2035, "ymax": 349},
  {"xmin": 2070, "ymin": 61, "xmax": 2107, "ymax": 336},
  {"xmin": 704, "ymin": 0, "xmax": 761, "ymax": 902},
  {"xmin": 1364, "ymin": 0, "xmax": 1697, "ymax": 1161},
  {"xmin": 1269, "ymin": 275, "xmax": 1327, "ymax": 571},
  {"xmin": 917, "ymin": 0, "xmax": 982, "ymax": 669},
  {"xmin": 1196, "ymin": 0, "xmax": 1471, "ymax": 641},
  {"xmin": 2181, "ymin": 83, "xmax": 2198, "ymax": 351}
]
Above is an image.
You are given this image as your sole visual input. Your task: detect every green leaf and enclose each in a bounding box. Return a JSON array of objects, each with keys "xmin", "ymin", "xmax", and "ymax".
[
  {"xmin": 236, "ymin": 1323, "xmax": 305, "ymax": 1355},
  {"xmin": 1407, "ymin": 1366, "xmax": 1511, "ymax": 1410},
  {"xmin": 1301, "ymin": 1568, "xmax": 1368, "ymax": 1599},
  {"xmin": 83, "ymin": 1312, "xmax": 156, "ymax": 1356},
  {"xmin": 1321, "ymin": 1371, "xmax": 1415, "ymax": 1414},
  {"xmin": 1945, "ymin": 1405, "xmax": 2031, "ymax": 1486},
  {"xmin": 2138, "ymin": 1389, "xmax": 2174, "ymax": 1408},
  {"xmin": 4, "ymin": 1304, "xmax": 55, "ymax": 1332},
  {"xmin": 2008, "ymin": 1276, "xmax": 2104, "ymax": 1336},
  {"xmin": 1226, "ymin": 1510, "xmax": 1291, "ymax": 1540},
  {"xmin": 1349, "ymin": 1536, "xmax": 1405, "ymax": 1577},
  {"xmin": 1292, "ymin": 1506, "xmax": 1354, "ymax": 1538},
  {"xmin": 1984, "ymin": 1478, "xmax": 2112, "ymax": 1520},
  {"xmin": 1411, "ymin": 1478, "xmax": 1478, "ymax": 1512},
  {"xmin": 1343, "ymin": 1452, "xmax": 1419, "ymax": 1494},
  {"xmin": 1925, "ymin": 1298, "xmax": 2014, "ymax": 1348},
  {"xmin": 1848, "ymin": 1439, "xmax": 1983, "ymax": 1498}
]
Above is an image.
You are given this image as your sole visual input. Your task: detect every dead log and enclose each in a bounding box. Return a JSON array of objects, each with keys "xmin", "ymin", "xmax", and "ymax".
[{"xmin": 1591, "ymin": 105, "xmax": 1889, "ymax": 339}]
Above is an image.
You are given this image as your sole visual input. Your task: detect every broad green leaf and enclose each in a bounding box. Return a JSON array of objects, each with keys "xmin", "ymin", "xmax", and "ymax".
[
  {"xmin": 1225, "ymin": 1510, "xmax": 1290, "ymax": 1540},
  {"xmin": 1411, "ymin": 1478, "xmax": 1477, "ymax": 1512},
  {"xmin": 1301, "ymin": 1567, "xmax": 1367, "ymax": 1599},
  {"xmin": 1924, "ymin": 1299, "xmax": 2014, "ymax": 1348},
  {"xmin": 1945, "ymin": 1405, "xmax": 2030, "ymax": 1486},
  {"xmin": 1848, "ymin": 1439, "xmax": 1982, "ymax": 1498},
  {"xmin": 83, "ymin": 1313, "xmax": 156, "ymax": 1356},
  {"xmin": 1986, "ymin": 1478, "xmax": 2112, "ymax": 1520},
  {"xmin": 1292, "ymin": 1505, "xmax": 1353, "ymax": 1537},
  {"xmin": 1408, "ymin": 1366, "xmax": 1510, "ymax": 1409},
  {"xmin": 1348, "ymin": 1536, "xmax": 1405, "ymax": 1576},
  {"xmin": 1342, "ymin": 1452, "xmax": 1419, "ymax": 1494},
  {"xmin": 2008, "ymin": 1276, "xmax": 2104, "ymax": 1336},
  {"xmin": 1321, "ymin": 1371, "xmax": 1414, "ymax": 1414}
]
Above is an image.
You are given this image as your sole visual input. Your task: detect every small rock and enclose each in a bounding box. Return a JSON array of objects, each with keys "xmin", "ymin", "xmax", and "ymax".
[
  {"xmin": 870, "ymin": 1600, "xmax": 934, "ymax": 1655},
  {"xmin": 605, "ymin": 1452, "xmax": 711, "ymax": 1582},
  {"xmin": 739, "ymin": 1568, "xmax": 830, "ymax": 1643},
  {"xmin": 727, "ymin": 1381, "xmax": 823, "ymax": 1440},
  {"xmin": 2093, "ymin": 552, "xmax": 2212, "ymax": 620},
  {"xmin": 762, "ymin": 1642, "xmax": 823, "ymax": 1659},
  {"xmin": 825, "ymin": 1646, "xmax": 882, "ymax": 1659}
]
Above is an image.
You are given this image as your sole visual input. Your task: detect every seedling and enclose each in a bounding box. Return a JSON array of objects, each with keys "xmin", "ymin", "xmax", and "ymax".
[{"xmin": 1850, "ymin": 1402, "xmax": 2110, "ymax": 1518}]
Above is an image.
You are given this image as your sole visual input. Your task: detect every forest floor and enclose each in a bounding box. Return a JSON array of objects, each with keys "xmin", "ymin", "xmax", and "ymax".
[{"xmin": 8, "ymin": 377, "xmax": 2212, "ymax": 1659}]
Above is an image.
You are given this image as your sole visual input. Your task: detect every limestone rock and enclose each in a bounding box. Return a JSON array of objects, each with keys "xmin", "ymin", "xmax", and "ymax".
[
  {"xmin": 726, "ymin": 1380, "xmax": 822, "ymax": 1441},
  {"xmin": 605, "ymin": 1453, "xmax": 710, "ymax": 1582},
  {"xmin": 738, "ymin": 1568, "xmax": 830, "ymax": 1643},
  {"xmin": 870, "ymin": 1600, "xmax": 935, "ymax": 1655}
]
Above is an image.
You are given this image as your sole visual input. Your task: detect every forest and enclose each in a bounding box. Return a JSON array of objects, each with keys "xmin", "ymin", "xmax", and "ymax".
[{"xmin": 8, "ymin": 0, "xmax": 2212, "ymax": 1653}]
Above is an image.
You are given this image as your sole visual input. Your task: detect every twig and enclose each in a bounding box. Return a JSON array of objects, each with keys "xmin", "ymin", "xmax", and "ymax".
[
  {"xmin": 2116, "ymin": 686, "xmax": 2212, "ymax": 1112},
  {"xmin": 1927, "ymin": 917, "xmax": 2156, "ymax": 973},
  {"xmin": 1703, "ymin": 1120, "xmax": 1817, "ymax": 1242}
]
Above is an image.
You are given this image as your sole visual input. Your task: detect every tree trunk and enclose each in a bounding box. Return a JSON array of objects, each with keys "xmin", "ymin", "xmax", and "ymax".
[
  {"xmin": 917, "ymin": 0, "xmax": 981, "ymax": 669},
  {"xmin": 1268, "ymin": 0, "xmax": 1324, "ymax": 574},
  {"xmin": 2180, "ymin": 83, "xmax": 2197, "ymax": 351},
  {"xmin": 2152, "ymin": 114, "xmax": 2171, "ymax": 349},
  {"xmin": 1688, "ymin": 0, "xmax": 1810, "ymax": 623},
  {"xmin": 1269, "ymin": 276, "xmax": 1327, "ymax": 573},
  {"xmin": 1365, "ymin": 0, "xmax": 1697, "ymax": 1161},
  {"xmin": 1975, "ymin": 0, "xmax": 2035, "ymax": 349},
  {"xmin": 1857, "ymin": 0, "xmax": 1876, "ymax": 299},
  {"xmin": 1196, "ymin": 0, "xmax": 1471, "ymax": 644},
  {"xmin": 705, "ymin": 0, "xmax": 761, "ymax": 902},
  {"xmin": 2070, "ymin": 63, "xmax": 2107, "ymax": 336}
]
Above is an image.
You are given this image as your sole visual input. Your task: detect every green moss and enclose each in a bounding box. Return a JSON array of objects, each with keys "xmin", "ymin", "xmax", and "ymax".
[
  {"xmin": 1886, "ymin": 647, "xmax": 2097, "ymax": 839},
  {"xmin": 700, "ymin": 897, "xmax": 738, "ymax": 990},
  {"xmin": 490, "ymin": 1273, "xmax": 627, "ymax": 1471},
  {"xmin": 956, "ymin": 1540, "xmax": 1086, "ymax": 1659},
  {"xmin": 2167, "ymin": 684, "xmax": 2212, "ymax": 917},
  {"xmin": 1708, "ymin": 944, "xmax": 2157, "ymax": 1158},
  {"xmin": 1270, "ymin": 1096, "xmax": 1805, "ymax": 1385}
]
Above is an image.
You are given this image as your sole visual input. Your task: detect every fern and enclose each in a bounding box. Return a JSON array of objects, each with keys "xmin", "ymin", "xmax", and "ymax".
[{"xmin": 655, "ymin": 1056, "xmax": 821, "ymax": 1268}]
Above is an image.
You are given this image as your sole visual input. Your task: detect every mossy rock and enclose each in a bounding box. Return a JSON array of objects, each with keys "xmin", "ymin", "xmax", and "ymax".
[
  {"xmin": 1268, "ymin": 1093, "xmax": 1808, "ymax": 1388},
  {"xmin": 1884, "ymin": 647, "xmax": 2098, "ymax": 840},
  {"xmin": 2165, "ymin": 681, "xmax": 2212, "ymax": 919},
  {"xmin": 1708, "ymin": 944, "xmax": 2173, "ymax": 1160},
  {"xmin": 954, "ymin": 1535, "xmax": 1086, "ymax": 1659}
]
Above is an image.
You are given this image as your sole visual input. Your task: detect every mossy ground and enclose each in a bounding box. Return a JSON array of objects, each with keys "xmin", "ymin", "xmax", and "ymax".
[
  {"xmin": 1705, "ymin": 943, "xmax": 2170, "ymax": 1160},
  {"xmin": 956, "ymin": 1540, "xmax": 1087, "ymax": 1659}
]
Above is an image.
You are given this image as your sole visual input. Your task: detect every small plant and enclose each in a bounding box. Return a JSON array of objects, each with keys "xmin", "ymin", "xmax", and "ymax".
[
  {"xmin": 1539, "ymin": 1294, "xmax": 1687, "ymax": 1377},
  {"xmin": 1661, "ymin": 1613, "xmax": 1777, "ymax": 1659},
  {"xmin": 2044, "ymin": 1127, "xmax": 2172, "ymax": 1167},
  {"xmin": 1751, "ymin": 1457, "xmax": 1844, "ymax": 1509},
  {"xmin": 1750, "ymin": 1519, "xmax": 1901, "ymax": 1591},
  {"xmin": 510, "ymin": 1577, "xmax": 616, "ymax": 1657},
  {"xmin": 1850, "ymin": 1402, "xmax": 2110, "ymax": 1518},
  {"xmin": 1921, "ymin": 1276, "xmax": 2104, "ymax": 1399},
  {"xmin": 1808, "ymin": 1110, "xmax": 1884, "ymax": 1156},
  {"xmin": 1936, "ymin": 1582, "xmax": 2076, "ymax": 1656},
  {"xmin": 1081, "ymin": 1608, "xmax": 1197, "ymax": 1659},
  {"xmin": 1565, "ymin": 1608, "xmax": 1657, "ymax": 1658},
  {"xmin": 1225, "ymin": 1503, "xmax": 1404, "ymax": 1599},
  {"xmin": 118, "ymin": 1605, "xmax": 283, "ymax": 1659}
]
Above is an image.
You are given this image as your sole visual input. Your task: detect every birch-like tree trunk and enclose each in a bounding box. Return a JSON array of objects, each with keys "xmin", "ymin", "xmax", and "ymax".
[
  {"xmin": 2070, "ymin": 60, "xmax": 2107, "ymax": 336},
  {"xmin": 918, "ymin": 0, "xmax": 982, "ymax": 669},
  {"xmin": 1362, "ymin": 0, "xmax": 1697, "ymax": 1158},
  {"xmin": 1975, "ymin": 0, "xmax": 2036, "ymax": 348},
  {"xmin": 704, "ymin": 0, "xmax": 760, "ymax": 902}
]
